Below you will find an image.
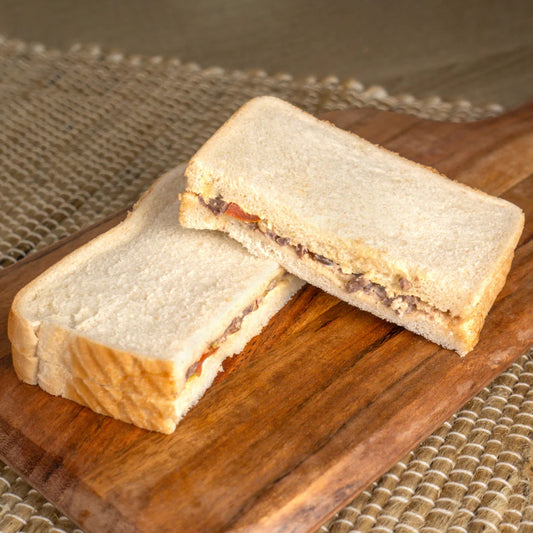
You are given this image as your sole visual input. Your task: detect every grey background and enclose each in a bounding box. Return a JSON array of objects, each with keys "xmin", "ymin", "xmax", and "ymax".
[{"xmin": 1, "ymin": 0, "xmax": 533, "ymax": 109}]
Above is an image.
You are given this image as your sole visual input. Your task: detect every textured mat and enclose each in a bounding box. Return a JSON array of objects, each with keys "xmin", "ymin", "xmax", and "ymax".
[{"xmin": 0, "ymin": 35, "xmax": 530, "ymax": 533}]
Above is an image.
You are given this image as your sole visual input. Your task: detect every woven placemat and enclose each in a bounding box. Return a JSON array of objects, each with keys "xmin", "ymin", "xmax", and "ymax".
[{"xmin": 0, "ymin": 34, "xmax": 530, "ymax": 533}]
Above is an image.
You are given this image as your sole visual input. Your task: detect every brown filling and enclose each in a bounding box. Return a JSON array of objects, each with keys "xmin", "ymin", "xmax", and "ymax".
[
  {"xmin": 198, "ymin": 194, "xmax": 444, "ymax": 320},
  {"xmin": 185, "ymin": 273, "xmax": 285, "ymax": 380},
  {"xmin": 344, "ymin": 274, "xmax": 419, "ymax": 313}
]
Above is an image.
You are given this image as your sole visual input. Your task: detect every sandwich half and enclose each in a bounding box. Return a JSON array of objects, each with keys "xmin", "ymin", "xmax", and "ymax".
[
  {"xmin": 179, "ymin": 96, "xmax": 524, "ymax": 356},
  {"xmin": 9, "ymin": 164, "xmax": 303, "ymax": 433}
]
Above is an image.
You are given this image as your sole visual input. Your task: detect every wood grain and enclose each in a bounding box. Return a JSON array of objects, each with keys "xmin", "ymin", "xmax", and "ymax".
[{"xmin": 1, "ymin": 102, "xmax": 532, "ymax": 533}]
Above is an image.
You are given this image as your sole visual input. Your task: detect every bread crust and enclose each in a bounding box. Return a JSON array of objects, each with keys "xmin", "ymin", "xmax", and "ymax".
[
  {"xmin": 8, "ymin": 236, "xmax": 182, "ymax": 433},
  {"xmin": 8, "ymin": 304, "xmax": 39, "ymax": 384}
]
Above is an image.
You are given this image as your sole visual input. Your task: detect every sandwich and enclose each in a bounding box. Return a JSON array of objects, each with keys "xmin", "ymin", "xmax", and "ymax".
[
  {"xmin": 8, "ymin": 164, "xmax": 303, "ymax": 433},
  {"xmin": 179, "ymin": 96, "xmax": 524, "ymax": 356}
]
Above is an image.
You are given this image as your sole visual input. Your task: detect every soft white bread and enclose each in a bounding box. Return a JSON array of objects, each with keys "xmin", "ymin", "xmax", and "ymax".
[
  {"xmin": 8, "ymin": 164, "xmax": 303, "ymax": 433},
  {"xmin": 180, "ymin": 96, "xmax": 524, "ymax": 355}
]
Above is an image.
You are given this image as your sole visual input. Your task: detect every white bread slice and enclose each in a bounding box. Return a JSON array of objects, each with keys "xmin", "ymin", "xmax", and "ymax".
[
  {"xmin": 8, "ymin": 164, "xmax": 303, "ymax": 433},
  {"xmin": 179, "ymin": 96, "xmax": 524, "ymax": 356}
]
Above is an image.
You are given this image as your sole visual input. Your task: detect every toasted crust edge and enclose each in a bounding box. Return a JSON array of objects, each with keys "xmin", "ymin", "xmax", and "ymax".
[{"xmin": 8, "ymin": 302, "xmax": 39, "ymax": 384}]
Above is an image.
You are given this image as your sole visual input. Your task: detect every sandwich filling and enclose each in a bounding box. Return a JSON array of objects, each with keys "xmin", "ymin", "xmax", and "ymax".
[
  {"xmin": 197, "ymin": 194, "xmax": 455, "ymax": 324},
  {"xmin": 185, "ymin": 272, "xmax": 287, "ymax": 380}
]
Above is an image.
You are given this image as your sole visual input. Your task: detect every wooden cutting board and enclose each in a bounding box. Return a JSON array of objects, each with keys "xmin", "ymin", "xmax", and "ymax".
[{"xmin": 0, "ymin": 103, "xmax": 532, "ymax": 533}]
